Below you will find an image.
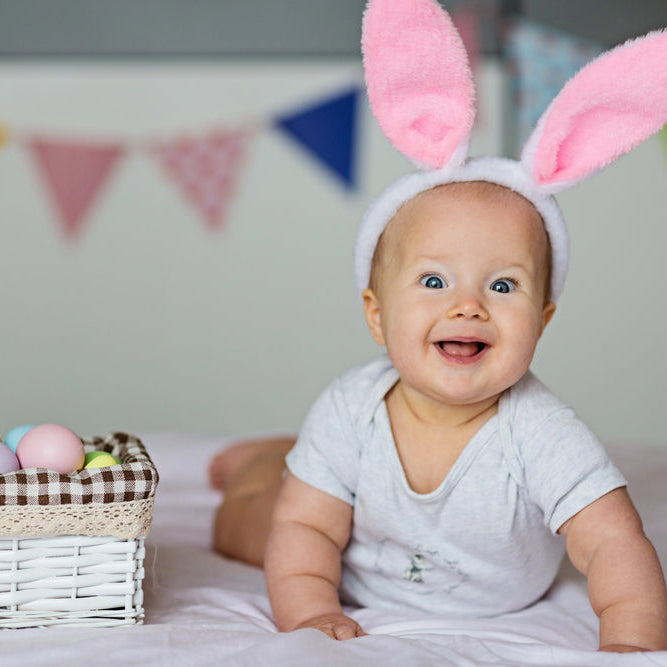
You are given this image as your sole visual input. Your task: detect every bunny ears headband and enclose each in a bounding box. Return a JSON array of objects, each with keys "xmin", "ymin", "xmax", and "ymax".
[{"xmin": 354, "ymin": 0, "xmax": 667, "ymax": 301}]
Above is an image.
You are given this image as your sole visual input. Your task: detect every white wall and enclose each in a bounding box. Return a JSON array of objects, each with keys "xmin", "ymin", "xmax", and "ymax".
[
  {"xmin": 0, "ymin": 60, "xmax": 665, "ymax": 448},
  {"xmin": 533, "ymin": 136, "xmax": 667, "ymax": 448}
]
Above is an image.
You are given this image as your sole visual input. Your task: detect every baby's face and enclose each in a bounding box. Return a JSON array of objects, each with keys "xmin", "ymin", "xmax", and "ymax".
[{"xmin": 363, "ymin": 182, "xmax": 556, "ymax": 410}]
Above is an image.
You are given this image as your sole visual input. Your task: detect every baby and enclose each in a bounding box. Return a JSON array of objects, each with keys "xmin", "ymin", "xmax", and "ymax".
[
  {"xmin": 212, "ymin": 180, "xmax": 667, "ymax": 652},
  {"xmin": 211, "ymin": 0, "xmax": 667, "ymax": 652}
]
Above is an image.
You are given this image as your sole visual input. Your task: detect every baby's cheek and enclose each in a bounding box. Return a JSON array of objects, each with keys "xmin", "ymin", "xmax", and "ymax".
[
  {"xmin": 515, "ymin": 326, "xmax": 542, "ymax": 368},
  {"xmin": 385, "ymin": 341, "xmax": 414, "ymax": 375}
]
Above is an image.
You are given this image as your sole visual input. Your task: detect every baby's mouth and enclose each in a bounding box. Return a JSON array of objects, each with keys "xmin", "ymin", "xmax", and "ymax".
[{"xmin": 437, "ymin": 340, "xmax": 488, "ymax": 358}]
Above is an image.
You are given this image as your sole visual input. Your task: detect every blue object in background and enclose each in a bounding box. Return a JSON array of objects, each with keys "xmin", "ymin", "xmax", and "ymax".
[
  {"xmin": 5, "ymin": 424, "xmax": 36, "ymax": 453},
  {"xmin": 504, "ymin": 19, "xmax": 603, "ymax": 153},
  {"xmin": 275, "ymin": 87, "xmax": 362, "ymax": 191}
]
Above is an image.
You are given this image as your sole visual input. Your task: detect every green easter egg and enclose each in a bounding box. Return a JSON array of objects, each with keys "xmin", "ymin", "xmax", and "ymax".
[{"xmin": 83, "ymin": 451, "xmax": 120, "ymax": 469}]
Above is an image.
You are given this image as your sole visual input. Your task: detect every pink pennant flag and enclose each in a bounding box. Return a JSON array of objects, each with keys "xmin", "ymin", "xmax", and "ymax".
[
  {"xmin": 451, "ymin": 6, "xmax": 482, "ymax": 74},
  {"xmin": 451, "ymin": 5, "xmax": 482, "ymax": 125},
  {"xmin": 28, "ymin": 137, "xmax": 124, "ymax": 238},
  {"xmin": 153, "ymin": 129, "xmax": 248, "ymax": 230}
]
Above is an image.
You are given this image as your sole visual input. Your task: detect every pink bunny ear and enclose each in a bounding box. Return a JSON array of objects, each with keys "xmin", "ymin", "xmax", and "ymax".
[
  {"xmin": 522, "ymin": 30, "xmax": 667, "ymax": 192},
  {"xmin": 362, "ymin": 0, "xmax": 475, "ymax": 169}
]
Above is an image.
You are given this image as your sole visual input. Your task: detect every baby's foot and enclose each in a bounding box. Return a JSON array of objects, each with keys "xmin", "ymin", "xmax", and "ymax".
[{"xmin": 208, "ymin": 437, "xmax": 295, "ymax": 490}]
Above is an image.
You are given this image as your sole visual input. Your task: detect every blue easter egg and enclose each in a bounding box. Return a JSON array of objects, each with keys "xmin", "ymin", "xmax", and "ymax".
[{"xmin": 5, "ymin": 425, "xmax": 36, "ymax": 453}]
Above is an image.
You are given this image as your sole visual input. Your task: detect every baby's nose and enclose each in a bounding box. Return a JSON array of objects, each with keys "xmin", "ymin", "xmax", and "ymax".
[{"xmin": 447, "ymin": 295, "xmax": 489, "ymax": 320}]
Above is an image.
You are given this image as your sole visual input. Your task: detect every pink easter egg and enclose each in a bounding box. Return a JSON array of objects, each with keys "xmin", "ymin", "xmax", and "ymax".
[
  {"xmin": 16, "ymin": 424, "xmax": 85, "ymax": 473},
  {"xmin": 0, "ymin": 442, "xmax": 20, "ymax": 474}
]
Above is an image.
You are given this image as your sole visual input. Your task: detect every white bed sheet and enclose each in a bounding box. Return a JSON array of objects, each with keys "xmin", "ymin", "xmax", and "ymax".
[{"xmin": 2, "ymin": 433, "xmax": 666, "ymax": 666}]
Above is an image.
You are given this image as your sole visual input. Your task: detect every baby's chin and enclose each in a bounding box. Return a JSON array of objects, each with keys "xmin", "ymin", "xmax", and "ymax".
[{"xmin": 425, "ymin": 368, "xmax": 529, "ymax": 407}]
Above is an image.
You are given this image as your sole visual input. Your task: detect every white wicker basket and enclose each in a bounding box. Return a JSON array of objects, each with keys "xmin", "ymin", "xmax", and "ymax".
[
  {"xmin": 0, "ymin": 535, "xmax": 145, "ymax": 628},
  {"xmin": 0, "ymin": 433, "xmax": 157, "ymax": 629}
]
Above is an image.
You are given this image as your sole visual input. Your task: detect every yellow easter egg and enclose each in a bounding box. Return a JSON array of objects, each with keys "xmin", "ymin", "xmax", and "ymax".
[{"xmin": 83, "ymin": 451, "xmax": 120, "ymax": 469}]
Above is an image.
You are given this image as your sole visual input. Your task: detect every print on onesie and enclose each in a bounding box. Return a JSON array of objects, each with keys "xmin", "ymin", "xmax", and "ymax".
[{"xmin": 374, "ymin": 539, "xmax": 470, "ymax": 595}]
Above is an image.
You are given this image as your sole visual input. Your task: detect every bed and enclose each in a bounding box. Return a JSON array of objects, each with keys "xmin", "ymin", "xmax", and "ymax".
[{"xmin": 1, "ymin": 433, "xmax": 666, "ymax": 666}]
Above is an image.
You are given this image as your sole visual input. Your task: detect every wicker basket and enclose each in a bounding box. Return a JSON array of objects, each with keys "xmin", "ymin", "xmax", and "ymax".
[{"xmin": 0, "ymin": 433, "xmax": 158, "ymax": 628}]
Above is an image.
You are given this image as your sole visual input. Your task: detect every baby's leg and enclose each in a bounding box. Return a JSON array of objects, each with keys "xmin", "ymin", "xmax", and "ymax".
[{"xmin": 211, "ymin": 437, "xmax": 295, "ymax": 567}]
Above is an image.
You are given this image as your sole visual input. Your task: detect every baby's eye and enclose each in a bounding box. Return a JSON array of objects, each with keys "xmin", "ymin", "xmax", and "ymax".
[
  {"xmin": 420, "ymin": 274, "xmax": 446, "ymax": 289},
  {"xmin": 490, "ymin": 279, "xmax": 516, "ymax": 294}
]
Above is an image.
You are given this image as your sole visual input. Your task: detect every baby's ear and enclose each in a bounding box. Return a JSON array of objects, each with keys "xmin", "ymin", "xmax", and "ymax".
[
  {"xmin": 362, "ymin": 0, "xmax": 475, "ymax": 169},
  {"xmin": 540, "ymin": 302, "xmax": 556, "ymax": 336},
  {"xmin": 521, "ymin": 30, "xmax": 667, "ymax": 193},
  {"xmin": 362, "ymin": 288, "xmax": 386, "ymax": 346}
]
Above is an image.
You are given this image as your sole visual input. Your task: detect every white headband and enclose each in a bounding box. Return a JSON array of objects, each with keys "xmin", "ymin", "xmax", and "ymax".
[{"xmin": 355, "ymin": 0, "xmax": 667, "ymax": 302}]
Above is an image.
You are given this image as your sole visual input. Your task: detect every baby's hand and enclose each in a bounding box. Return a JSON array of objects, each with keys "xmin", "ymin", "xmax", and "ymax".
[{"xmin": 295, "ymin": 613, "xmax": 366, "ymax": 640}]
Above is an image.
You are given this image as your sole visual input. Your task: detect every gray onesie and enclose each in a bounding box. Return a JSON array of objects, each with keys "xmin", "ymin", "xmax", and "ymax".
[{"xmin": 286, "ymin": 355, "xmax": 626, "ymax": 617}]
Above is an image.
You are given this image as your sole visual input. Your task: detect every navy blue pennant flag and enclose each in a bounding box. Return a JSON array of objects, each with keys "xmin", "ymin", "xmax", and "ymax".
[{"xmin": 275, "ymin": 86, "xmax": 361, "ymax": 191}]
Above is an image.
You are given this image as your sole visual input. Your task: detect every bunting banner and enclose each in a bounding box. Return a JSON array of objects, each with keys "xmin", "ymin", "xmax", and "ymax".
[
  {"xmin": 504, "ymin": 19, "xmax": 603, "ymax": 152},
  {"xmin": 275, "ymin": 87, "xmax": 361, "ymax": 191},
  {"xmin": 451, "ymin": 6, "xmax": 482, "ymax": 77},
  {"xmin": 152, "ymin": 129, "xmax": 249, "ymax": 230},
  {"xmin": 28, "ymin": 137, "xmax": 124, "ymax": 238},
  {"xmin": 0, "ymin": 84, "xmax": 364, "ymax": 238},
  {"xmin": 451, "ymin": 5, "xmax": 482, "ymax": 124}
]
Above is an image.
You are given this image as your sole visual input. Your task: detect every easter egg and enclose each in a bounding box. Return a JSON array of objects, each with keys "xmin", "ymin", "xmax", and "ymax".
[
  {"xmin": 0, "ymin": 442, "xmax": 20, "ymax": 473},
  {"xmin": 5, "ymin": 425, "xmax": 36, "ymax": 453},
  {"xmin": 16, "ymin": 424, "xmax": 85, "ymax": 474},
  {"xmin": 83, "ymin": 451, "xmax": 120, "ymax": 469}
]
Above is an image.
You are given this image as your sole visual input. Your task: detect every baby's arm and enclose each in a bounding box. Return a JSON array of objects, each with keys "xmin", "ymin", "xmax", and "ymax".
[
  {"xmin": 264, "ymin": 472, "xmax": 364, "ymax": 640},
  {"xmin": 559, "ymin": 487, "xmax": 667, "ymax": 652}
]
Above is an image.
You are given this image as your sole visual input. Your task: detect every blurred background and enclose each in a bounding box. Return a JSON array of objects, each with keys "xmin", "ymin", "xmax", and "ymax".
[{"xmin": 0, "ymin": 1, "xmax": 666, "ymax": 448}]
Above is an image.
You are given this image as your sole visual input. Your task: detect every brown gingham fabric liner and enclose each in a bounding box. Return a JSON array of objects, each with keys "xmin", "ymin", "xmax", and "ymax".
[{"xmin": 0, "ymin": 432, "xmax": 158, "ymax": 507}]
